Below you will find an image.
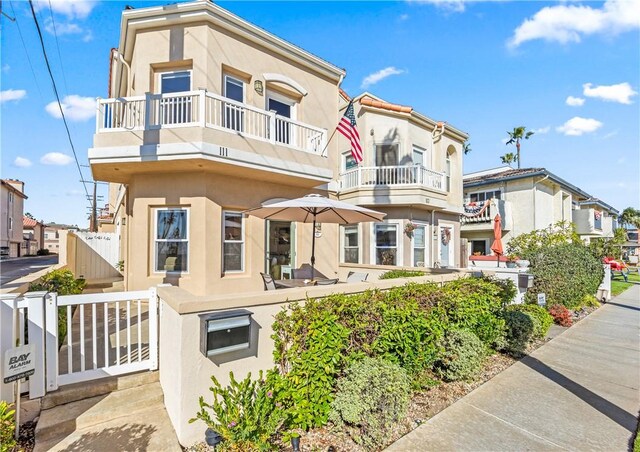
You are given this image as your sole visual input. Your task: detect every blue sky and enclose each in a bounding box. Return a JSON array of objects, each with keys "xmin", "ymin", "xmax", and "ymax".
[{"xmin": 1, "ymin": 0, "xmax": 639, "ymax": 226}]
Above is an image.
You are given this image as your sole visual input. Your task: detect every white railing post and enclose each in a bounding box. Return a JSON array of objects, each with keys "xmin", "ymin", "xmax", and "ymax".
[
  {"xmin": 23, "ymin": 291, "xmax": 47, "ymax": 399},
  {"xmin": 148, "ymin": 287, "xmax": 159, "ymax": 371},
  {"xmin": 0, "ymin": 295, "xmax": 19, "ymax": 402},
  {"xmin": 144, "ymin": 92, "xmax": 153, "ymax": 129},
  {"xmin": 199, "ymin": 90, "xmax": 206, "ymax": 127},
  {"xmin": 268, "ymin": 111, "xmax": 276, "ymax": 144},
  {"xmin": 357, "ymin": 166, "xmax": 362, "ymax": 187},
  {"xmin": 45, "ymin": 293, "xmax": 59, "ymax": 392},
  {"xmin": 95, "ymin": 97, "xmax": 102, "ymax": 132}
]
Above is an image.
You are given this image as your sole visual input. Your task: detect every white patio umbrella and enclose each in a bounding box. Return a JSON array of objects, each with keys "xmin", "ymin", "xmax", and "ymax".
[{"xmin": 244, "ymin": 194, "xmax": 386, "ymax": 279}]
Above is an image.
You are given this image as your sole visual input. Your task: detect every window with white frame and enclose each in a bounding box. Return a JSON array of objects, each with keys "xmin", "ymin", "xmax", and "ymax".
[
  {"xmin": 223, "ymin": 211, "xmax": 244, "ymax": 272},
  {"xmin": 341, "ymin": 225, "xmax": 359, "ymax": 264},
  {"xmin": 8, "ymin": 192, "xmax": 13, "ymax": 203},
  {"xmin": 224, "ymin": 75, "xmax": 244, "ymax": 132},
  {"xmin": 374, "ymin": 223, "xmax": 398, "ymax": 266},
  {"xmin": 467, "ymin": 190, "xmax": 501, "ymax": 203},
  {"xmin": 267, "ymin": 91, "xmax": 296, "ymax": 145},
  {"xmin": 158, "ymin": 70, "xmax": 192, "ymax": 125},
  {"xmin": 155, "ymin": 208, "xmax": 188, "ymax": 273},
  {"xmin": 412, "ymin": 225, "xmax": 427, "ymax": 267},
  {"xmin": 342, "ymin": 151, "xmax": 358, "ymax": 172}
]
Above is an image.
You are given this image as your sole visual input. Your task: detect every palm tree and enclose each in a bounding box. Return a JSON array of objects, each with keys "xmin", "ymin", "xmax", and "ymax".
[
  {"xmin": 619, "ymin": 207, "xmax": 640, "ymax": 228},
  {"xmin": 505, "ymin": 126, "xmax": 534, "ymax": 169},
  {"xmin": 463, "ymin": 141, "xmax": 472, "ymax": 155},
  {"xmin": 500, "ymin": 152, "xmax": 517, "ymax": 165}
]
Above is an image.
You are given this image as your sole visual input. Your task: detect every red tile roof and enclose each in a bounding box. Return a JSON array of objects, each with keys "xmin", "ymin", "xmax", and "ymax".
[
  {"xmin": 359, "ymin": 96, "xmax": 412, "ymax": 113},
  {"xmin": 23, "ymin": 216, "xmax": 41, "ymax": 228}
]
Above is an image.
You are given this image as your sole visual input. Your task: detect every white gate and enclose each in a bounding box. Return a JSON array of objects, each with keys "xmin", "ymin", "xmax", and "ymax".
[
  {"xmin": 0, "ymin": 289, "xmax": 158, "ymax": 400},
  {"xmin": 73, "ymin": 232, "xmax": 121, "ymax": 282}
]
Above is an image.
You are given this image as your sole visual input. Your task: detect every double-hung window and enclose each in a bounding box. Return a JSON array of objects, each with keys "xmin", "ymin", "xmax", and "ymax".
[
  {"xmin": 342, "ymin": 225, "xmax": 359, "ymax": 264},
  {"xmin": 374, "ymin": 223, "xmax": 398, "ymax": 265},
  {"xmin": 223, "ymin": 211, "xmax": 244, "ymax": 272},
  {"xmin": 412, "ymin": 225, "xmax": 427, "ymax": 267},
  {"xmin": 159, "ymin": 71, "xmax": 192, "ymax": 125},
  {"xmin": 155, "ymin": 208, "xmax": 188, "ymax": 273}
]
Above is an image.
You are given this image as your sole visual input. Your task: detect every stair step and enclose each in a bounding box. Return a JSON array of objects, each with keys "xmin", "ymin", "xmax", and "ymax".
[
  {"xmin": 35, "ymin": 382, "xmax": 164, "ymax": 444},
  {"xmin": 42, "ymin": 371, "xmax": 159, "ymax": 409}
]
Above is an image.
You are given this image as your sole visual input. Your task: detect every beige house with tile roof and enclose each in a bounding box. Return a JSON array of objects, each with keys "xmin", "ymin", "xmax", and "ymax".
[{"xmin": 1, "ymin": 179, "xmax": 27, "ymax": 258}]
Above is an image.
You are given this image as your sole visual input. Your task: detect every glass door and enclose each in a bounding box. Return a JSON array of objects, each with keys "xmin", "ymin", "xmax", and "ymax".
[
  {"xmin": 266, "ymin": 221, "xmax": 295, "ymax": 279},
  {"xmin": 224, "ymin": 75, "xmax": 244, "ymax": 132},
  {"xmin": 439, "ymin": 225, "xmax": 453, "ymax": 268},
  {"xmin": 159, "ymin": 71, "xmax": 192, "ymax": 125}
]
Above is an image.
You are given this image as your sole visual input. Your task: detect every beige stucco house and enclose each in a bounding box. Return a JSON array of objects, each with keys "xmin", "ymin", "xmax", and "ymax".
[
  {"xmin": 22, "ymin": 216, "xmax": 45, "ymax": 255},
  {"xmin": 1, "ymin": 179, "xmax": 27, "ymax": 258},
  {"xmin": 336, "ymin": 92, "xmax": 468, "ymax": 269},
  {"xmin": 90, "ymin": 0, "xmax": 346, "ymax": 295},
  {"xmin": 461, "ymin": 166, "xmax": 619, "ymax": 256}
]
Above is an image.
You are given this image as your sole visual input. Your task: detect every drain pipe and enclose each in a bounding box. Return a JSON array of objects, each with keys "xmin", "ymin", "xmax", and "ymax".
[
  {"xmin": 431, "ymin": 209, "xmax": 436, "ymax": 267},
  {"xmin": 111, "ymin": 49, "xmax": 132, "ymax": 96}
]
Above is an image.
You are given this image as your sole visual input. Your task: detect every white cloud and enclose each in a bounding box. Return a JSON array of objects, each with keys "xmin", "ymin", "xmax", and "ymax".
[
  {"xmin": 508, "ymin": 0, "xmax": 640, "ymax": 48},
  {"xmin": 2, "ymin": 64, "xmax": 9, "ymax": 73},
  {"xmin": 583, "ymin": 82, "xmax": 637, "ymax": 104},
  {"xmin": 45, "ymin": 95, "xmax": 95, "ymax": 121},
  {"xmin": 361, "ymin": 67, "xmax": 406, "ymax": 89},
  {"xmin": 603, "ymin": 129, "xmax": 619, "ymax": 140},
  {"xmin": 399, "ymin": 13, "xmax": 410, "ymax": 21},
  {"xmin": 566, "ymin": 96, "xmax": 585, "ymax": 107},
  {"xmin": 34, "ymin": 0, "xmax": 96, "ymax": 19},
  {"xmin": 533, "ymin": 126, "xmax": 550, "ymax": 134},
  {"xmin": 13, "ymin": 157, "xmax": 32, "ymax": 168},
  {"xmin": 408, "ymin": 0, "xmax": 467, "ymax": 13},
  {"xmin": 556, "ymin": 117, "xmax": 603, "ymax": 136},
  {"xmin": 65, "ymin": 189, "xmax": 84, "ymax": 196},
  {"xmin": 44, "ymin": 18, "xmax": 93, "ymax": 41},
  {"xmin": 0, "ymin": 89, "xmax": 27, "ymax": 103},
  {"xmin": 41, "ymin": 152, "xmax": 73, "ymax": 166}
]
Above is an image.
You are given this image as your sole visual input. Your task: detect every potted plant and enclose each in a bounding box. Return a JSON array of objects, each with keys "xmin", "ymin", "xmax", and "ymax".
[
  {"xmin": 404, "ymin": 221, "xmax": 417, "ymax": 237},
  {"xmin": 505, "ymin": 254, "xmax": 518, "ymax": 268}
]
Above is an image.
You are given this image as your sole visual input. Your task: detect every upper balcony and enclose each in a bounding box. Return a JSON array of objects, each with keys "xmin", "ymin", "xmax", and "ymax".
[
  {"xmin": 460, "ymin": 199, "xmax": 512, "ymax": 231},
  {"xmin": 338, "ymin": 165, "xmax": 450, "ymax": 208},
  {"xmin": 90, "ymin": 90, "xmax": 332, "ymax": 186},
  {"xmin": 573, "ymin": 208, "xmax": 612, "ymax": 237}
]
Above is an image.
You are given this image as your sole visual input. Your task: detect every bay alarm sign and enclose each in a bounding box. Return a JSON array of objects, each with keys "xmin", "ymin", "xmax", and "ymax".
[{"xmin": 4, "ymin": 344, "xmax": 36, "ymax": 384}]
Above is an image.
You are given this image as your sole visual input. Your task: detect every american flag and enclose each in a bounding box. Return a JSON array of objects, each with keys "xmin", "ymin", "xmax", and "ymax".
[{"xmin": 337, "ymin": 101, "xmax": 363, "ymax": 163}]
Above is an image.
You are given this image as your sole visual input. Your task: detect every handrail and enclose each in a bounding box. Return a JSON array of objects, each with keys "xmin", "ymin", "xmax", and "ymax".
[
  {"xmin": 340, "ymin": 165, "xmax": 447, "ymax": 192},
  {"xmin": 96, "ymin": 90, "xmax": 326, "ymax": 154}
]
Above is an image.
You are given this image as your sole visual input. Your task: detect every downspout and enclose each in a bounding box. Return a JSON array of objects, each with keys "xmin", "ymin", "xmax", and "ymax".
[
  {"xmin": 111, "ymin": 49, "xmax": 132, "ymax": 96},
  {"xmin": 431, "ymin": 209, "xmax": 436, "ymax": 267}
]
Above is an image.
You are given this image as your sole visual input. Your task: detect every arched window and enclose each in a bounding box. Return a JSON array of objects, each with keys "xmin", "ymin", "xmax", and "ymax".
[{"xmin": 445, "ymin": 145, "xmax": 456, "ymax": 192}]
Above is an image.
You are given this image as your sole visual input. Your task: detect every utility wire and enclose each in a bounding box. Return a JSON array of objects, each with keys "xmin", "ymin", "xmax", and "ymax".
[
  {"xmin": 8, "ymin": 1, "xmax": 44, "ymax": 99},
  {"xmin": 28, "ymin": 0, "xmax": 91, "ymax": 204},
  {"xmin": 47, "ymin": 0, "xmax": 69, "ymax": 96}
]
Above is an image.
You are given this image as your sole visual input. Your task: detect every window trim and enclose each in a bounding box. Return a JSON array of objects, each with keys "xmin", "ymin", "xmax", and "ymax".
[
  {"xmin": 222, "ymin": 210, "xmax": 245, "ymax": 273},
  {"xmin": 412, "ymin": 145, "xmax": 430, "ymax": 169},
  {"xmin": 153, "ymin": 207, "xmax": 190, "ymax": 274},
  {"xmin": 466, "ymin": 189, "xmax": 502, "ymax": 204},
  {"xmin": 340, "ymin": 224, "xmax": 361, "ymax": 264},
  {"xmin": 156, "ymin": 69, "xmax": 193, "ymax": 94},
  {"xmin": 411, "ymin": 223, "xmax": 428, "ymax": 267},
  {"xmin": 342, "ymin": 151, "xmax": 358, "ymax": 173},
  {"xmin": 224, "ymin": 74, "xmax": 245, "ymax": 103},
  {"xmin": 266, "ymin": 90, "xmax": 297, "ymax": 120},
  {"xmin": 370, "ymin": 221, "xmax": 402, "ymax": 266}
]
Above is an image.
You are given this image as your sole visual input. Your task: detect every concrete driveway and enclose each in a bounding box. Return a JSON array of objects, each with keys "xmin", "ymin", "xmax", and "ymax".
[
  {"xmin": 0, "ymin": 255, "xmax": 59, "ymax": 288},
  {"xmin": 388, "ymin": 284, "xmax": 640, "ymax": 451}
]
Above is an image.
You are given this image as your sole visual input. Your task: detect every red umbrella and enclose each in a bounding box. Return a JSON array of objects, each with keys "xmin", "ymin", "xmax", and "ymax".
[{"xmin": 491, "ymin": 214, "xmax": 503, "ymax": 267}]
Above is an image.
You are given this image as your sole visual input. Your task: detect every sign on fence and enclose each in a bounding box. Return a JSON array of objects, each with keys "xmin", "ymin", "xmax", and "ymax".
[{"xmin": 3, "ymin": 344, "xmax": 36, "ymax": 383}]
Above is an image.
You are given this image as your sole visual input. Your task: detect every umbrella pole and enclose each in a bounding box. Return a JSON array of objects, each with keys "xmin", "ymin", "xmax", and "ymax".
[{"xmin": 311, "ymin": 217, "xmax": 316, "ymax": 280}]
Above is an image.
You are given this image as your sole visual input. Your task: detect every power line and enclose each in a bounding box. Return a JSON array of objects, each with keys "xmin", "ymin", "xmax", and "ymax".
[
  {"xmin": 28, "ymin": 0, "xmax": 91, "ymax": 205},
  {"xmin": 47, "ymin": 0, "xmax": 69, "ymax": 96},
  {"xmin": 8, "ymin": 1, "xmax": 44, "ymax": 99}
]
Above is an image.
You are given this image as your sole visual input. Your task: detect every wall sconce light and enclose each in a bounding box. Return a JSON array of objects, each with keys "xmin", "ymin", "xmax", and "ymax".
[{"xmin": 254, "ymin": 80, "xmax": 264, "ymax": 95}]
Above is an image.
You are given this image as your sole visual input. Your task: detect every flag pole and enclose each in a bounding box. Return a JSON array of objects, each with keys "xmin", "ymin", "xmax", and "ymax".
[{"xmin": 320, "ymin": 127, "xmax": 339, "ymax": 158}]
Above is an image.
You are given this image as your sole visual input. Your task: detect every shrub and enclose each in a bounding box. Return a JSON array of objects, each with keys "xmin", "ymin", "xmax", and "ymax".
[
  {"xmin": 481, "ymin": 276, "xmax": 517, "ymax": 306},
  {"xmin": 506, "ymin": 221, "xmax": 581, "ymax": 260},
  {"xmin": 502, "ymin": 311, "xmax": 535, "ymax": 355},
  {"xmin": 525, "ymin": 243, "xmax": 603, "ymax": 309},
  {"xmin": 379, "ymin": 270, "xmax": 425, "ymax": 280},
  {"xmin": 329, "ymin": 357, "xmax": 410, "ymax": 449},
  {"xmin": 189, "ymin": 371, "xmax": 285, "ymax": 451},
  {"xmin": 434, "ymin": 329, "xmax": 486, "ymax": 382},
  {"xmin": 0, "ymin": 401, "xmax": 16, "ymax": 452},
  {"xmin": 36, "ymin": 248, "xmax": 50, "ymax": 256},
  {"xmin": 29, "ymin": 269, "xmax": 85, "ymax": 295},
  {"xmin": 548, "ymin": 304, "xmax": 572, "ymax": 327},
  {"xmin": 507, "ymin": 304, "xmax": 553, "ymax": 339}
]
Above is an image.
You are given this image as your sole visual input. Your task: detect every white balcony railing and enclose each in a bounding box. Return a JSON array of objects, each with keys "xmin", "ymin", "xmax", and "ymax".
[
  {"xmin": 96, "ymin": 90, "xmax": 327, "ymax": 155},
  {"xmin": 340, "ymin": 165, "xmax": 446, "ymax": 191}
]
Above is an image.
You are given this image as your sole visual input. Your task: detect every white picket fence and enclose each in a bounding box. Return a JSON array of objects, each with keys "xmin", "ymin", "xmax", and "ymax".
[{"xmin": 0, "ymin": 289, "xmax": 158, "ymax": 402}]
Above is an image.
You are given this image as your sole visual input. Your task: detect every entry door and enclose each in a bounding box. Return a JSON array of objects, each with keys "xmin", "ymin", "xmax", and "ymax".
[
  {"xmin": 439, "ymin": 225, "xmax": 454, "ymax": 267},
  {"xmin": 266, "ymin": 221, "xmax": 295, "ymax": 279},
  {"xmin": 268, "ymin": 95, "xmax": 294, "ymax": 145},
  {"xmin": 375, "ymin": 144, "xmax": 399, "ymax": 184},
  {"xmin": 159, "ymin": 71, "xmax": 192, "ymax": 125},
  {"xmin": 224, "ymin": 75, "xmax": 244, "ymax": 132}
]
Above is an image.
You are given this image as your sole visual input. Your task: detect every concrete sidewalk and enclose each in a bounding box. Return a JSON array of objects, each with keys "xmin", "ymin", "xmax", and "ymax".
[{"xmin": 388, "ymin": 285, "xmax": 640, "ymax": 451}]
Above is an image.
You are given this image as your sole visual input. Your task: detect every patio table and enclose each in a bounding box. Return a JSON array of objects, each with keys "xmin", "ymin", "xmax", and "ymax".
[{"xmin": 274, "ymin": 278, "xmax": 318, "ymax": 289}]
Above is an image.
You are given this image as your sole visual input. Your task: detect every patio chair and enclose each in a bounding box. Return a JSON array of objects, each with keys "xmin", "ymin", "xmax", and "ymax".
[
  {"xmin": 316, "ymin": 278, "xmax": 339, "ymax": 285},
  {"xmin": 260, "ymin": 272, "xmax": 277, "ymax": 291},
  {"xmin": 291, "ymin": 264, "xmax": 328, "ymax": 280},
  {"xmin": 346, "ymin": 271, "xmax": 368, "ymax": 283}
]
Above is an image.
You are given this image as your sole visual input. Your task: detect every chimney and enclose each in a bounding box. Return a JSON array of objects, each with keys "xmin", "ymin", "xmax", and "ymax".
[{"xmin": 5, "ymin": 179, "xmax": 25, "ymax": 194}]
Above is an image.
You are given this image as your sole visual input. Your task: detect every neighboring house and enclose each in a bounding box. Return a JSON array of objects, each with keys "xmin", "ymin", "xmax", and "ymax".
[
  {"xmin": 89, "ymin": 1, "xmax": 346, "ymax": 295},
  {"xmin": 336, "ymin": 92, "xmax": 467, "ymax": 268},
  {"xmin": 44, "ymin": 223, "xmax": 80, "ymax": 253},
  {"xmin": 23, "ymin": 216, "xmax": 46, "ymax": 255},
  {"xmin": 460, "ymin": 166, "xmax": 619, "ymax": 256},
  {"xmin": 1, "ymin": 179, "xmax": 27, "ymax": 258}
]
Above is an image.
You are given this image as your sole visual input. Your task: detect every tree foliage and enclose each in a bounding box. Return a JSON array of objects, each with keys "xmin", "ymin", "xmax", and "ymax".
[
  {"xmin": 505, "ymin": 126, "xmax": 534, "ymax": 169},
  {"xmin": 506, "ymin": 221, "xmax": 581, "ymax": 260},
  {"xmin": 588, "ymin": 227, "xmax": 626, "ymax": 259},
  {"xmin": 619, "ymin": 207, "xmax": 640, "ymax": 228}
]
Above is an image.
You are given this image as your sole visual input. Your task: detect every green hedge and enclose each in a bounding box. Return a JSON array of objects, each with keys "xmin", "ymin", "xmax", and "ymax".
[
  {"xmin": 526, "ymin": 243, "xmax": 603, "ymax": 309},
  {"xmin": 379, "ymin": 269, "xmax": 426, "ymax": 279},
  {"xmin": 507, "ymin": 304, "xmax": 553, "ymax": 339}
]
